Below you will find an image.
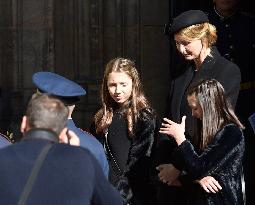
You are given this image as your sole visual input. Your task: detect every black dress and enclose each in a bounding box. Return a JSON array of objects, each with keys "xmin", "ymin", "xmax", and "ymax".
[{"xmin": 107, "ymin": 111, "xmax": 131, "ymax": 186}]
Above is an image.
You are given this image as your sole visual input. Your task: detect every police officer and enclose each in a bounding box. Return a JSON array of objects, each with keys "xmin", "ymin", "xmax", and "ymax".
[
  {"xmin": 0, "ymin": 132, "xmax": 11, "ymax": 149},
  {"xmin": 158, "ymin": 9, "xmax": 241, "ymax": 205},
  {"xmin": 0, "ymin": 94, "xmax": 121, "ymax": 205},
  {"xmin": 32, "ymin": 71, "xmax": 109, "ymax": 178},
  {"xmin": 208, "ymin": 1, "xmax": 255, "ymax": 204},
  {"xmin": 208, "ymin": 0, "xmax": 255, "ymax": 119}
]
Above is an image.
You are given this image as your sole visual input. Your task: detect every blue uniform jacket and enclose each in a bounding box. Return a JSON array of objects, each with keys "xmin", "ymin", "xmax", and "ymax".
[
  {"xmin": 67, "ymin": 119, "xmax": 109, "ymax": 178},
  {"xmin": 0, "ymin": 135, "xmax": 121, "ymax": 205},
  {"xmin": 0, "ymin": 133, "xmax": 11, "ymax": 149}
]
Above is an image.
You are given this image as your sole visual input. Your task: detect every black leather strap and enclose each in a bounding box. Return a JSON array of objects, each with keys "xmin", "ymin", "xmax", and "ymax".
[{"xmin": 17, "ymin": 143, "xmax": 53, "ymax": 205}]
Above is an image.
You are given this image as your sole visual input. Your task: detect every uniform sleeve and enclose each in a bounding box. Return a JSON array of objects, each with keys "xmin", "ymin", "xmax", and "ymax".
[
  {"xmin": 171, "ymin": 125, "xmax": 244, "ymax": 180},
  {"xmin": 89, "ymin": 122, "xmax": 109, "ymax": 178}
]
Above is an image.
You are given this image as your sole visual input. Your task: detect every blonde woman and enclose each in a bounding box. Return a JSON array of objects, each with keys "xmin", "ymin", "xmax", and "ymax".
[
  {"xmin": 165, "ymin": 10, "xmax": 241, "ymax": 143},
  {"xmin": 157, "ymin": 10, "xmax": 241, "ymax": 205}
]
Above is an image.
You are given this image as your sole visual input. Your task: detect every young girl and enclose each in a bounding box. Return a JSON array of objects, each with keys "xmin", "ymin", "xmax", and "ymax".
[
  {"xmin": 91, "ymin": 57, "xmax": 157, "ymax": 205},
  {"xmin": 160, "ymin": 79, "xmax": 245, "ymax": 205}
]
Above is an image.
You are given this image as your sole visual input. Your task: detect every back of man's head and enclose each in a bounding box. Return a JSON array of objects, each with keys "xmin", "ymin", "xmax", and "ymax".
[{"xmin": 25, "ymin": 94, "xmax": 69, "ymax": 135}]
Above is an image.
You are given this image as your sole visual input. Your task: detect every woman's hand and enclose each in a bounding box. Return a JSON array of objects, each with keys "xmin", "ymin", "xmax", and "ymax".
[
  {"xmin": 156, "ymin": 163, "xmax": 180, "ymax": 186},
  {"xmin": 159, "ymin": 116, "xmax": 186, "ymax": 145},
  {"xmin": 196, "ymin": 176, "xmax": 222, "ymax": 193}
]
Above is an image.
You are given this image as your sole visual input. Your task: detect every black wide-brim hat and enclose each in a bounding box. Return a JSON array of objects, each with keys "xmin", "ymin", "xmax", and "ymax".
[{"xmin": 170, "ymin": 10, "xmax": 209, "ymax": 34}]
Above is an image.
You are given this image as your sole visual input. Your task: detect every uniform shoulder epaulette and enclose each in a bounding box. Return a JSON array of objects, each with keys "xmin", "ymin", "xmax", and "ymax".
[
  {"xmin": 0, "ymin": 132, "xmax": 13, "ymax": 143},
  {"xmin": 78, "ymin": 128, "xmax": 94, "ymax": 137},
  {"xmin": 240, "ymin": 11, "xmax": 255, "ymax": 19}
]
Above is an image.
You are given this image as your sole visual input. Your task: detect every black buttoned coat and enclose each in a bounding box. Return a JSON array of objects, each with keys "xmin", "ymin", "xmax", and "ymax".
[{"xmin": 165, "ymin": 46, "xmax": 241, "ymax": 141}]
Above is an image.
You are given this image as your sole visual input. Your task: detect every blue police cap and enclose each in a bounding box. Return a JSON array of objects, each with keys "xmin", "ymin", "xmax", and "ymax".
[
  {"xmin": 32, "ymin": 72, "xmax": 86, "ymax": 105},
  {"xmin": 170, "ymin": 10, "xmax": 209, "ymax": 34}
]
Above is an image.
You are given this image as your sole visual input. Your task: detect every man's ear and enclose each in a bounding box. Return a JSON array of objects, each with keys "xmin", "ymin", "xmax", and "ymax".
[
  {"xmin": 20, "ymin": 116, "xmax": 28, "ymax": 133},
  {"xmin": 59, "ymin": 127, "xmax": 68, "ymax": 143}
]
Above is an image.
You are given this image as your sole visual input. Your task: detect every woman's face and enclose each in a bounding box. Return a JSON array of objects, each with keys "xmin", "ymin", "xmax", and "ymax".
[
  {"xmin": 187, "ymin": 94, "xmax": 203, "ymax": 120},
  {"xmin": 107, "ymin": 71, "xmax": 133, "ymax": 105},
  {"xmin": 174, "ymin": 35, "xmax": 203, "ymax": 61}
]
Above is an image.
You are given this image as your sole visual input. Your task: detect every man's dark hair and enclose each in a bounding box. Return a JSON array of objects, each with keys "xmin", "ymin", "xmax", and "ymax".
[{"xmin": 26, "ymin": 94, "xmax": 69, "ymax": 135}]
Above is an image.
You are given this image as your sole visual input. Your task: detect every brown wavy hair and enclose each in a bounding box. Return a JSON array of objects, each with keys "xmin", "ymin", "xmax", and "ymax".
[
  {"xmin": 187, "ymin": 79, "xmax": 244, "ymax": 150},
  {"xmin": 94, "ymin": 57, "xmax": 151, "ymax": 137}
]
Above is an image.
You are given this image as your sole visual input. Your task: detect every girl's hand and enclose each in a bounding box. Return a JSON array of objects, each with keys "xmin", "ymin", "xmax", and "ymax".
[
  {"xmin": 196, "ymin": 176, "xmax": 222, "ymax": 193},
  {"xmin": 159, "ymin": 116, "xmax": 186, "ymax": 145}
]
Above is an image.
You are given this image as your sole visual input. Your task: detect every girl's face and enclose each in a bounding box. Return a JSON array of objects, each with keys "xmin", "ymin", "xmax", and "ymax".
[
  {"xmin": 174, "ymin": 35, "xmax": 203, "ymax": 61},
  {"xmin": 107, "ymin": 71, "xmax": 133, "ymax": 105},
  {"xmin": 187, "ymin": 94, "xmax": 203, "ymax": 120}
]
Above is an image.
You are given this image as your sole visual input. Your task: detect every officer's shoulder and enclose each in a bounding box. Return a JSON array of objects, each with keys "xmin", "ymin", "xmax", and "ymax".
[
  {"xmin": 77, "ymin": 128, "xmax": 104, "ymax": 149},
  {"xmin": 240, "ymin": 11, "xmax": 255, "ymax": 21},
  {"xmin": 59, "ymin": 142, "xmax": 96, "ymax": 158},
  {"xmin": 0, "ymin": 132, "xmax": 12, "ymax": 147},
  {"xmin": 78, "ymin": 128, "xmax": 94, "ymax": 137},
  {"xmin": 78, "ymin": 128, "xmax": 101, "ymax": 142}
]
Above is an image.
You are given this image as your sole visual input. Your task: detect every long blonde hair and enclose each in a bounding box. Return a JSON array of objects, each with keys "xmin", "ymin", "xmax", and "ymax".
[{"xmin": 94, "ymin": 57, "xmax": 151, "ymax": 137}]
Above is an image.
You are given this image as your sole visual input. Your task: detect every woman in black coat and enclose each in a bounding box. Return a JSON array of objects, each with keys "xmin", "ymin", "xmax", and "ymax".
[
  {"xmin": 165, "ymin": 10, "xmax": 241, "ymax": 143},
  {"xmin": 156, "ymin": 10, "xmax": 241, "ymax": 205},
  {"xmin": 160, "ymin": 79, "xmax": 245, "ymax": 205}
]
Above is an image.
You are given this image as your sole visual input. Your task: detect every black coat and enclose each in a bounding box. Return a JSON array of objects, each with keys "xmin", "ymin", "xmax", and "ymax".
[
  {"xmin": 155, "ymin": 47, "xmax": 241, "ymax": 205},
  {"xmin": 208, "ymin": 8, "xmax": 255, "ymax": 128},
  {"xmin": 207, "ymin": 11, "xmax": 255, "ymax": 205},
  {"xmin": 165, "ymin": 46, "xmax": 241, "ymax": 141},
  {"xmin": 172, "ymin": 124, "xmax": 245, "ymax": 205},
  {"xmin": 92, "ymin": 108, "xmax": 157, "ymax": 205},
  {"xmin": 208, "ymin": 9, "xmax": 255, "ymax": 85}
]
